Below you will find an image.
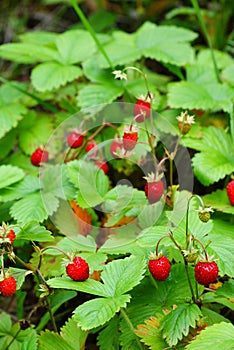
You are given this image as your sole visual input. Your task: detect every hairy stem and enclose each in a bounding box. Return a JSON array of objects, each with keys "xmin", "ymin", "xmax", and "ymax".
[
  {"xmin": 120, "ymin": 309, "xmax": 143, "ymax": 350},
  {"xmin": 190, "ymin": 0, "xmax": 221, "ymax": 83},
  {"xmin": 70, "ymin": 0, "xmax": 114, "ymax": 70}
]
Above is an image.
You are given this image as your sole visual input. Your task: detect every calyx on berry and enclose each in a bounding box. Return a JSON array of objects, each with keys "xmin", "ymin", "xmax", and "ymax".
[
  {"xmin": 0, "ymin": 224, "xmax": 16, "ymax": 244},
  {"xmin": 134, "ymin": 96, "xmax": 151, "ymax": 123},
  {"xmin": 176, "ymin": 110, "xmax": 195, "ymax": 135},
  {"xmin": 122, "ymin": 125, "xmax": 138, "ymax": 151},
  {"xmin": 144, "ymin": 172, "xmax": 164, "ymax": 204},
  {"xmin": 196, "ymin": 206, "xmax": 214, "ymax": 223}
]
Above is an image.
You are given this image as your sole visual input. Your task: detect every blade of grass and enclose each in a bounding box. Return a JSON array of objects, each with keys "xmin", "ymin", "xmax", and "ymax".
[
  {"xmin": 0, "ymin": 76, "xmax": 59, "ymax": 113},
  {"xmin": 190, "ymin": 0, "xmax": 221, "ymax": 83},
  {"xmin": 70, "ymin": 0, "xmax": 114, "ymax": 70}
]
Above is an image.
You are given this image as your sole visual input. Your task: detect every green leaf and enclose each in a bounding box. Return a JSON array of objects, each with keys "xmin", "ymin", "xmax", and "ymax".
[
  {"xmin": 38, "ymin": 330, "xmax": 72, "ymax": 350},
  {"xmin": 0, "ymin": 313, "xmax": 38, "ymax": 350},
  {"xmin": 203, "ymin": 189, "xmax": 234, "ymax": 214},
  {"xmin": 82, "ymin": 57, "xmax": 112, "ymax": 83},
  {"xmin": 0, "ymin": 42, "xmax": 60, "ymax": 64},
  {"xmin": 185, "ymin": 322, "xmax": 234, "ymax": 350},
  {"xmin": 60, "ymin": 318, "xmax": 88, "ymax": 350},
  {"xmin": 0, "ymin": 165, "xmax": 25, "ymax": 189},
  {"xmin": 57, "ymin": 236, "xmax": 97, "ymax": 253},
  {"xmin": 168, "ymin": 81, "xmax": 234, "ymax": 112},
  {"xmin": 97, "ymin": 316, "xmax": 120, "ymax": 350},
  {"xmin": 73, "ymin": 294, "xmax": 131, "ymax": 330},
  {"xmin": 77, "ymin": 83, "xmax": 124, "ymax": 110},
  {"xmin": 207, "ymin": 233, "xmax": 234, "ymax": 277},
  {"xmin": 47, "ymin": 276, "xmax": 109, "ymax": 297},
  {"xmin": 31, "ymin": 62, "xmax": 82, "ymax": 92},
  {"xmin": 135, "ymin": 316, "xmax": 167, "ymax": 350},
  {"xmin": 0, "ymin": 130, "xmax": 17, "ymax": 160},
  {"xmin": 136, "ymin": 22, "xmax": 197, "ymax": 66},
  {"xmin": 36, "ymin": 291, "xmax": 77, "ymax": 332},
  {"xmin": 19, "ymin": 114, "xmax": 54, "ymax": 154},
  {"xmin": 75, "ymin": 160, "xmax": 109, "ymax": 208},
  {"xmin": 222, "ymin": 64, "xmax": 234, "ymax": 85},
  {"xmin": 0, "ymin": 176, "xmax": 40, "ymax": 202},
  {"xmin": 9, "ymin": 267, "xmax": 32, "ymax": 290},
  {"xmin": 100, "ymin": 255, "xmax": 146, "ymax": 297},
  {"xmin": 97, "ymin": 31, "xmax": 142, "ymax": 68},
  {"xmin": 55, "ymin": 29, "xmax": 97, "ymax": 65},
  {"xmin": 162, "ymin": 304, "xmax": 202, "ymax": 346},
  {"xmin": 19, "ymin": 31, "xmax": 58, "ymax": 45},
  {"xmin": 10, "ymin": 192, "xmax": 48, "ymax": 223},
  {"xmin": 0, "ymin": 103, "xmax": 26, "ymax": 138},
  {"xmin": 192, "ymin": 127, "xmax": 234, "ymax": 185},
  {"xmin": 17, "ymin": 221, "xmax": 54, "ymax": 242},
  {"xmin": 201, "ymin": 306, "xmax": 231, "ymax": 325}
]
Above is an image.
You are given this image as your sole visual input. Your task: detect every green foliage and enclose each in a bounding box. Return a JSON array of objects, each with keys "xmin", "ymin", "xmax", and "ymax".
[
  {"xmin": 0, "ymin": 3, "xmax": 234, "ymax": 349},
  {"xmin": 185, "ymin": 322, "xmax": 234, "ymax": 350},
  {"xmin": 0, "ymin": 312, "xmax": 38, "ymax": 350},
  {"xmin": 162, "ymin": 304, "xmax": 202, "ymax": 346},
  {"xmin": 183, "ymin": 126, "xmax": 234, "ymax": 185}
]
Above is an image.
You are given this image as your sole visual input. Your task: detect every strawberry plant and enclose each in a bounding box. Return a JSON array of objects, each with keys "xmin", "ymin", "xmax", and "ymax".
[{"xmin": 0, "ymin": 0, "xmax": 234, "ymax": 349}]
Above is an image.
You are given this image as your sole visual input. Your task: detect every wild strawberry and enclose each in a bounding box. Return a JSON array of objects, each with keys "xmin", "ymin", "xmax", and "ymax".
[
  {"xmin": 30, "ymin": 148, "xmax": 49, "ymax": 167},
  {"xmin": 66, "ymin": 256, "xmax": 89, "ymax": 281},
  {"xmin": 122, "ymin": 126, "xmax": 138, "ymax": 151},
  {"xmin": 227, "ymin": 180, "xmax": 234, "ymax": 206},
  {"xmin": 86, "ymin": 141, "xmax": 98, "ymax": 157},
  {"xmin": 195, "ymin": 261, "xmax": 219, "ymax": 286},
  {"xmin": 144, "ymin": 172, "xmax": 164, "ymax": 204},
  {"xmin": 6, "ymin": 230, "xmax": 16, "ymax": 244},
  {"xmin": 0, "ymin": 276, "xmax": 17, "ymax": 296},
  {"xmin": 110, "ymin": 139, "xmax": 123, "ymax": 158},
  {"xmin": 95, "ymin": 161, "xmax": 109, "ymax": 174},
  {"xmin": 134, "ymin": 99, "xmax": 151, "ymax": 123},
  {"xmin": 148, "ymin": 255, "xmax": 171, "ymax": 281},
  {"xmin": 67, "ymin": 132, "xmax": 84, "ymax": 148},
  {"xmin": 197, "ymin": 207, "xmax": 213, "ymax": 223}
]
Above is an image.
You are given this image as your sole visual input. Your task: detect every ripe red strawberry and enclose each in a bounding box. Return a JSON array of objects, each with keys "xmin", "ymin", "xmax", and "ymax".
[
  {"xmin": 148, "ymin": 256, "xmax": 171, "ymax": 281},
  {"xmin": 30, "ymin": 148, "xmax": 49, "ymax": 167},
  {"xmin": 95, "ymin": 161, "xmax": 109, "ymax": 174},
  {"xmin": 145, "ymin": 181, "xmax": 164, "ymax": 204},
  {"xmin": 0, "ymin": 276, "xmax": 17, "ymax": 296},
  {"xmin": 227, "ymin": 180, "xmax": 234, "ymax": 206},
  {"xmin": 67, "ymin": 132, "xmax": 84, "ymax": 148},
  {"xmin": 122, "ymin": 127, "xmax": 138, "ymax": 151},
  {"xmin": 195, "ymin": 261, "xmax": 218, "ymax": 286},
  {"xmin": 134, "ymin": 99, "xmax": 151, "ymax": 123},
  {"xmin": 6, "ymin": 230, "xmax": 16, "ymax": 244},
  {"xmin": 110, "ymin": 139, "xmax": 123, "ymax": 158},
  {"xmin": 66, "ymin": 256, "xmax": 89, "ymax": 281},
  {"xmin": 86, "ymin": 141, "xmax": 98, "ymax": 157}
]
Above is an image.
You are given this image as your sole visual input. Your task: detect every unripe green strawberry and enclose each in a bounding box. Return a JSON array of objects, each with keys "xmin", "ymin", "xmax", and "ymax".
[
  {"xmin": 148, "ymin": 255, "xmax": 171, "ymax": 281},
  {"xmin": 195, "ymin": 261, "xmax": 218, "ymax": 286},
  {"xmin": 197, "ymin": 207, "xmax": 213, "ymax": 223},
  {"xmin": 0, "ymin": 276, "xmax": 17, "ymax": 296},
  {"xmin": 66, "ymin": 256, "xmax": 89, "ymax": 281}
]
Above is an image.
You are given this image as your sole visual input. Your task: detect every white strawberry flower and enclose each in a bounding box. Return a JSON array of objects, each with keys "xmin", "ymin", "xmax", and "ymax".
[{"xmin": 112, "ymin": 70, "xmax": 127, "ymax": 80}]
